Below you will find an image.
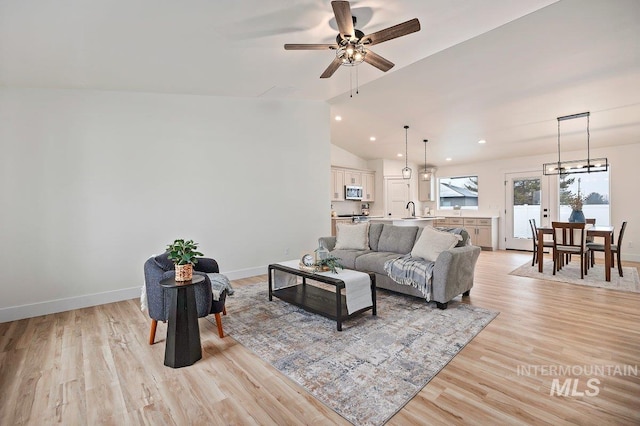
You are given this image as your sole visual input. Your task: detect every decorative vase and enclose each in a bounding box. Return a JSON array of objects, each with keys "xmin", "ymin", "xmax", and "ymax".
[
  {"xmin": 175, "ymin": 264, "xmax": 193, "ymax": 281},
  {"xmin": 569, "ymin": 209, "xmax": 585, "ymax": 223}
]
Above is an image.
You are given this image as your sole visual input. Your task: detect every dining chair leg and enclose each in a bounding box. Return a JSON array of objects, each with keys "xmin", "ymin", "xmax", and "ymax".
[
  {"xmin": 149, "ymin": 319, "xmax": 158, "ymax": 345},
  {"xmin": 617, "ymin": 252, "xmax": 623, "ymax": 277}
]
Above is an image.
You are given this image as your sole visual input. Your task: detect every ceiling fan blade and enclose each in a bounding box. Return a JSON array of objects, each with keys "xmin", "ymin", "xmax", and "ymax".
[
  {"xmin": 332, "ymin": 1, "xmax": 354, "ymax": 39},
  {"xmin": 364, "ymin": 50, "xmax": 394, "ymax": 72},
  {"xmin": 284, "ymin": 43, "xmax": 337, "ymax": 50},
  {"xmin": 362, "ymin": 18, "xmax": 421, "ymax": 46},
  {"xmin": 320, "ymin": 57, "xmax": 343, "ymax": 79}
]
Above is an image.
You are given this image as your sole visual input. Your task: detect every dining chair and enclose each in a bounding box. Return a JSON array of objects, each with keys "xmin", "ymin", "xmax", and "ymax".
[
  {"xmin": 585, "ymin": 218, "xmax": 596, "ymax": 243},
  {"xmin": 588, "ymin": 221, "xmax": 627, "ymax": 277},
  {"xmin": 552, "ymin": 222, "xmax": 589, "ymax": 279},
  {"xmin": 529, "ymin": 218, "xmax": 553, "ymax": 266}
]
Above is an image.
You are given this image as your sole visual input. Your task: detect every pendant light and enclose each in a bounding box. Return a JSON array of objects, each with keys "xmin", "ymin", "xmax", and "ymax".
[
  {"xmin": 401, "ymin": 125, "xmax": 412, "ymax": 179},
  {"xmin": 421, "ymin": 139, "xmax": 431, "ymax": 181},
  {"xmin": 543, "ymin": 111, "xmax": 608, "ymax": 175}
]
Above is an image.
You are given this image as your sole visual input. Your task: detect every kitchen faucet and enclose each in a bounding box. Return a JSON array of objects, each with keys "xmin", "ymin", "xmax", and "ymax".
[{"xmin": 406, "ymin": 201, "xmax": 416, "ymax": 217}]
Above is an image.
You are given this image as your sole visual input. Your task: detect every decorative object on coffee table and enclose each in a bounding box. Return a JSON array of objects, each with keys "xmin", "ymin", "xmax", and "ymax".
[{"xmin": 166, "ymin": 239, "xmax": 203, "ymax": 281}]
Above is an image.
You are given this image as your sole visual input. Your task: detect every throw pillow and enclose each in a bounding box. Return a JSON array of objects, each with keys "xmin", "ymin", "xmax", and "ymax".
[
  {"xmin": 335, "ymin": 222, "xmax": 370, "ymax": 250},
  {"xmin": 411, "ymin": 226, "xmax": 459, "ymax": 261}
]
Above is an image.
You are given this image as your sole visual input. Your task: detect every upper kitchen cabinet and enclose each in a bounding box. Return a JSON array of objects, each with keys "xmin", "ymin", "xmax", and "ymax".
[
  {"xmin": 344, "ymin": 171, "xmax": 362, "ymax": 186},
  {"xmin": 331, "ymin": 168, "xmax": 345, "ymax": 201},
  {"xmin": 418, "ymin": 177, "xmax": 434, "ymax": 202},
  {"xmin": 331, "ymin": 167, "xmax": 375, "ymax": 202},
  {"xmin": 362, "ymin": 172, "xmax": 375, "ymax": 202}
]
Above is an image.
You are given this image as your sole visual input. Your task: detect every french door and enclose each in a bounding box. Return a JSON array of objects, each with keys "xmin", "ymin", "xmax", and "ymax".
[{"xmin": 505, "ymin": 171, "xmax": 550, "ymax": 250}]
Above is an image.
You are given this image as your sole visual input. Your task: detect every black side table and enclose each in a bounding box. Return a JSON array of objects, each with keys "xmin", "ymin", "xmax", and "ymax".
[{"xmin": 160, "ymin": 274, "xmax": 204, "ymax": 368}]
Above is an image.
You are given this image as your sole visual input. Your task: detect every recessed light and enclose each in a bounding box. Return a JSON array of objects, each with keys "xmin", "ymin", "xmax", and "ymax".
[
  {"xmin": 370, "ymin": 136, "xmax": 376, "ymax": 141},
  {"xmin": 478, "ymin": 139, "xmax": 486, "ymax": 144},
  {"xmin": 335, "ymin": 115, "xmax": 342, "ymax": 121},
  {"xmin": 397, "ymin": 153, "xmax": 403, "ymax": 157},
  {"xmin": 446, "ymin": 157, "xmax": 452, "ymax": 161}
]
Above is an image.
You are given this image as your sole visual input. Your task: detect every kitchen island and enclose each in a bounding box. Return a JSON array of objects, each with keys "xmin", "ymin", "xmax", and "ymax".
[{"xmin": 369, "ymin": 216, "xmax": 443, "ymax": 227}]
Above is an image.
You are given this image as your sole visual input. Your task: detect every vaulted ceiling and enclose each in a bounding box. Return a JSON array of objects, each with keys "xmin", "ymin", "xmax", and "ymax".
[{"xmin": 2, "ymin": 0, "xmax": 639, "ymax": 167}]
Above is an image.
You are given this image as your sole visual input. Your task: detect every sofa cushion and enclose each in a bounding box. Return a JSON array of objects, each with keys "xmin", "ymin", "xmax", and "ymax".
[
  {"xmin": 368, "ymin": 223, "xmax": 384, "ymax": 251},
  {"xmin": 355, "ymin": 252, "xmax": 403, "ymax": 275},
  {"xmin": 377, "ymin": 225, "xmax": 419, "ymax": 254},
  {"xmin": 330, "ymin": 249, "xmax": 371, "ymax": 269},
  {"xmin": 411, "ymin": 226, "xmax": 459, "ymax": 261},
  {"xmin": 335, "ymin": 222, "xmax": 370, "ymax": 250}
]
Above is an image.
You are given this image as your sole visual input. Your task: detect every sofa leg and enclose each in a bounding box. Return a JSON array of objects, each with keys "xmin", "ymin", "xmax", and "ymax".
[
  {"xmin": 149, "ymin": 319, "xmax": 158, "ymax": 345},
  {"xmin": 436, "ymin": 302, "xmax": 448, "ymax": 310},
  {"xmin": 463, "ymin": 290, "xmax": 470, "ymax": 297}
]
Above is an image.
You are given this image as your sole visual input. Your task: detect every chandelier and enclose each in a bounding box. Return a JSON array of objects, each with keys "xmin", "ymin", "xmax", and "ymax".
[{"xmin": 543, "ymin": 111, "xmax": 608, "ymax": 175}]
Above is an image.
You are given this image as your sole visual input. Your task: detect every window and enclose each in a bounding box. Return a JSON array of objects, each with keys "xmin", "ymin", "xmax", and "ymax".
[
  {"xmin": 559, "ymin": 171, "xmax": 610, "ymax": 225},
  {"xmin": 438, "ymin": 176, "xmax": 478, "ymax": 209}
]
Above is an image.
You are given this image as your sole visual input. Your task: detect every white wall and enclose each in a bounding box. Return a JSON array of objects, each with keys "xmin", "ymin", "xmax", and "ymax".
[
  {"xmin": 433, "ymin": 143, "xmax": 640, "ymax": 261},
  {"xmin": 0, "ymin": 88, "xmax": 330, "ymax": 321}
]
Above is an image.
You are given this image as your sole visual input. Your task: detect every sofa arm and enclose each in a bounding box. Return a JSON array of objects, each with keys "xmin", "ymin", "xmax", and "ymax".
[
  {"xmin": 194, "ymin": 257, "xmax": 219, "ymax": 274},
  {"xmin": 318, "ymin": 236, "xmax": 337, "ymax": 252},
  {"xmin": 432, "ymin": 245, "xmax": 481, "ymax": 303}
]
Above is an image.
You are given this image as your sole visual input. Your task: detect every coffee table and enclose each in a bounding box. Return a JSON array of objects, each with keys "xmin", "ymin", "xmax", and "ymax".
[{"xmin": 268, "ymin": 263, "xmax": 376, "ymax": 331}]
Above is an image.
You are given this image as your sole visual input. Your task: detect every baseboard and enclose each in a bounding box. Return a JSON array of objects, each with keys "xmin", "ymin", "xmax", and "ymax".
[
  {"xmin": 0, "ymin": 286, "xmax": 142, "ymax": 323},
  {"xmin": 0, "ymin": 265, "xmax": 268, "ymax": 323},
  {"xmin": 221, "ymin": 265, "xmax": 268, "ymax": 281}
]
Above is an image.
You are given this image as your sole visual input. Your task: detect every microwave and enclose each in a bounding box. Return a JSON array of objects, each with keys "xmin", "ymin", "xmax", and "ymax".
[{"xmin": 345, "ymin": 185, "xmax": 363, "ymax": 200}]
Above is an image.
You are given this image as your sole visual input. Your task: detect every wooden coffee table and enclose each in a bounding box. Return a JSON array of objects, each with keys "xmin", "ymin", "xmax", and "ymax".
[{"xmin": 268, "ymin": 263, "xmax": 376, "ymax": 331}]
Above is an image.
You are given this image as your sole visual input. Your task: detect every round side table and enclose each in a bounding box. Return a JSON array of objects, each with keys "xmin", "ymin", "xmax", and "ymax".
[{"xmin": 160, "ymin": 274, "xmax": 204, "ymax": 368}]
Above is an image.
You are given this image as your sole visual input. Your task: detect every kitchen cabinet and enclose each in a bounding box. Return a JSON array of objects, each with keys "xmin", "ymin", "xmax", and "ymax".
[
  {"xmin": 435, "ymin": 216, "xmax": 498, "ymax": 250},
  {"xmin": 331, "ymin": 166, "xmax": 375, "ymax": 202},
  {"xmin": 344, "ymin": 171, "xmax": 362, "ymax": 186},
  {"xmin": 418, "ymin": 178, "xmax": 433, "ymax": 202},
  {"xmin": 362, "ymin": 172, "xmax": 375, "ymax": 202},
  {"xmin": 331, "ymin": 168, "xmax": 345, "ymax": 201},
  {"xmin": 464, "ymin": 218, "xmax": 498, "ymax": 250}
]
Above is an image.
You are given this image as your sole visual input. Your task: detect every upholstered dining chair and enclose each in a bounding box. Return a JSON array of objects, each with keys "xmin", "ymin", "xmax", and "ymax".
[
  {"xmin": 144, "ymin": 253, "xmax": 227, "ymax": 345},
  {"xmin": 588, "ymin": 221, "xmax": 627, "ymax": 277},
  {"xmin": 585, "ymin": 218, "xmax": 596, "ymax": 243},
  {"xmin": 529, "ymin": 218, "xmax": 553, "ymax": 266},
  {"xmin": 552, "ymin": 222, "xmax": 589, "ymax": 279}
]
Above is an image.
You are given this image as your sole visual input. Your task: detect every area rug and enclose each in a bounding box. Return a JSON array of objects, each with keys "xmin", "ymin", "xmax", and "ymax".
[
  {"xmin": 209, "ymin": 283, "xmax": 498, "ymax": 426},
  {"xmin": 509, "ymin": 260, "xmax": 640, "ymax": 292}
]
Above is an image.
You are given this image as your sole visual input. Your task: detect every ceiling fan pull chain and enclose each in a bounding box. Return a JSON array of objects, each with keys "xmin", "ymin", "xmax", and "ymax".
[
  {"xmin": 350, "ymin": 67, "xmax": 353, "ymax": 98},
  {"xmin": 356, "ymin": 64, "xmax": 359, "ymax": 95}
]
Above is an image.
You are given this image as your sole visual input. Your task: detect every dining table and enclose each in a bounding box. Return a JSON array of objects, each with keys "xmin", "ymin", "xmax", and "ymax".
[{"xmin": 537, "ymin": 224, "xmax": 615, "ymax": 281}]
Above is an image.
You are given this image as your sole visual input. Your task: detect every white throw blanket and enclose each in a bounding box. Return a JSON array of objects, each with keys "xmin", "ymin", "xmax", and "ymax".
[{"xmin": 275, "ymin": 260, "xmax": 372, "ymax": 314}]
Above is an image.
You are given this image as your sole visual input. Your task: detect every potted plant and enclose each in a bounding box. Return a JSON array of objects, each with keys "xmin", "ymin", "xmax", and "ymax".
[
  {"xmin": 166, "ymin": 239, "xmax": 203, "ymax": 281},
  {"xmin": 568, "ymin": 193, "xmax": 586, "ymax": 223},
  {"xmin": 315, "ymin": 254, "xmax": 344, "ymax": 274}
]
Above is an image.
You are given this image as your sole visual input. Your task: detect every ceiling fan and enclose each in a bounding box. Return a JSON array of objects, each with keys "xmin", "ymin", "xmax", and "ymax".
[{"xmin": 284, "ymin": 1, "xmax": 421, "ymax": 78}]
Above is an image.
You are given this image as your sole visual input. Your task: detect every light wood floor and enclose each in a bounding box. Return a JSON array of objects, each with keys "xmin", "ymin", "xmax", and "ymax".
[{"xmin": 1, "ymin": 251, "xmax": 639, "ymax": 425}]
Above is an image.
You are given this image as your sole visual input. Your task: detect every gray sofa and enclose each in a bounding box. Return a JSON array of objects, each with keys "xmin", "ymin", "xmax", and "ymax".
[{"xmin": 319, "ymin": 223, "xmax": 481, "ymax": 309}]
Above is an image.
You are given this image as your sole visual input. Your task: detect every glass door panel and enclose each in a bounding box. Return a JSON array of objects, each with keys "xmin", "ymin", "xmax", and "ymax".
[{"xmin": 505, "ymin": 171, "xmax": 549, "ymax": 250}]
